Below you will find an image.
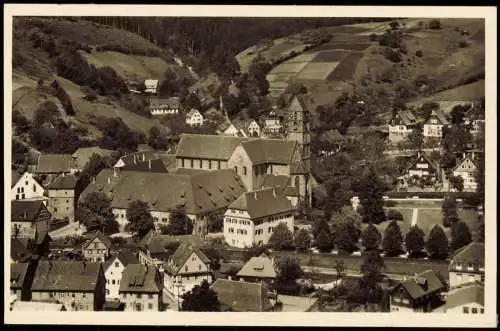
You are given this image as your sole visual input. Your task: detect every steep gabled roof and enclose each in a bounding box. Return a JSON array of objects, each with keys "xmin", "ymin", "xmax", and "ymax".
[
  {"xmin": 241, "ymin": 139, "xmax": 297, "ymax": 165},
  {"xmin": 405, "ymin": 151, "xmax": 439, "ymax": 174},
  {"xmin": 186, "ymin": 109, "xmax": 201, "ymax": 118},
  {"xmin": 176, "ymin": 134, "xmax": 250, "ymax": 160},
  {"xmin": 211, "ymin": 279, "xmax": 274, "ymax": 312},
  {"xmin": 228, "ymin": 187, "xmax": 293, "ymax": 219},
  {"xmin": 397, "ymin": 110, "xmax": 418, "ymax": 126},
  {"xmin": 397, "ymin": 270, "xmax": 446, "ymax": 300},
  {"xmin": 119, "ymin": 264, "xmax": 163, "ymax": 293},
  {"xmin": 150, "ymin": 97, "xmax": 180, "ymax": 107},
  {"xmin": 11, "ymin": 200, "xmax": 47, "ymax": 222},
  {"xmin": 31, "ymin": 261, "xmax": 102, "ymax": 292},
  {"xmin": 11, "ymin": 170, "xmax": 22, "ymax": 188},
  {"xmin": 236, "ymin": 256, "xmax": 276, "ymax": 279},
  {"xmin": 115, "ymin": 151, "xmax": 159, "ymax": 168},
  {"xmin": 438, "ymin": 285, "xmax": 484, "ymax": 311},
  {"xmin": 47, "ymin": 173, "xmax": 78, "ymax": 190},
  {"xmin": 138, "ymin": 230, "xmax": 203, "ymax": 256},
  {"xmin": 71, "ymin": 147, "xmax": 114, "ymax": 170},
  {"xmin": 165, "ymin": 242, "xmax": 211, "ymax": 274},
  {"xmin": 451, "ymin": 242, "xmax": 484, "ymax": 267},
  {"xmin": 35, "ymin": 154, "xmax": 75, "ymax": 173},
  {"xmin": 82, "ymin": 231, "xmax": 112, "ymax": 250},
  {"xmin": 426, "ymin": 109, "xmax": 449, "ymax": 125},
  {"xmin": 452, "ymin": 156, "xmax": 478, "ymax": 173}
]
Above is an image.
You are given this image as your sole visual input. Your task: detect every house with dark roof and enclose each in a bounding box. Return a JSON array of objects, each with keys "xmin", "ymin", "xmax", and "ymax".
[
  {"xmin": 11, "ymin": 171, "xmax": 45, "ymax": 201},
  {"xmin": 119, "ymin": 264, "xmax": 164, "ymax": 311},
  {"xmin": 80, "ymin": 168, "xmax": 247, "ymax": 234},
  {"xmin": 258, "ymin": 174, "xmax": 302, "ymax": 208},
  {"xmin": 113, "ymin": 150, "xmax": 161, "ymax": 170},
  {"xmin": 224, "ymin": 187, "xmax": 294, "ymax": 248},
  {"xmin": 11, "ymin": 238, "xmax": 32, "ymax": 263},
  {"xmin": 236, "ymin": 255, "xmax": 276, "ymax": 284},
  {"xmin": 149, "ymin": 97, "xmax": 181, "ymax": 116},
  {"xmin": 46, "ymin": 173, "xmax": 77, "ymax": 222},
  {"xmin": 31, "ymin": 260, "xmax": 106, "ymax": 311},
  {"xmin": 11, "ymin": 199, "xmax": 51, "ymax": 239},
  {"xmin": 423, "ymin": 109, "xmax": 449, "ymax": 138},
  {"xmin": 10, "ymin": 262, "xmax": 37, "ymax": 301},
  {"xmin": 434, "ymin": 284, "xmax": 484, "ymax": 314},
  {"xmin": 398, "ymin": 151, "xmax": 441, "ymax": 189},
  {"xmin": 211, "ymin": 279, "xmax": 275, "ymax": 312},
  {"xmin": 388, "ymin": 110, "xmax": 420, "ymax": 143},
  {"xmin": 185, "ymin": 108, "xmax": 204, "ymax": 127},
  {"xmin": 34, "ymin": 154, "xmax": 77, "ymax": 186},
  {"xmin": 449, "ymin": 242, "xmax": 484, "ymax": 289},
  {"xmin": 389, "ymin": 270, "xmax": 446, "ymax": 313},
  {"xmin": 81, "ymin": 231, "xmax": 112, "ymax": 263},
  {"xmin": 163, "ymin": 243, "xmax": 213, "ymax": 299},
  {"xmin": 137, "ymin": 231, "xmax": 203, "ymax": 269},
  {"xmin": 175, "ymin": 133, "xmax": 251, "ymax": 171},
  {"xmin": 71, "ymin": 147, "xmax": 114, "ymax": 170},
  {"xmin": 103, "ymin": 252, "xmax": 139, "ymax": 301},
  {"xmin": 452, "ymin": 156, "xmax": 479, "ymax": 192}
]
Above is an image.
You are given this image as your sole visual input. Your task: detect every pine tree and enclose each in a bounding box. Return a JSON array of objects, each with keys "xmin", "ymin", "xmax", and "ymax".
[
  {"xmin": 442, "ymin": 194, "xmax": 459, "ymax": 227},
  {"xmin": 126, "ymin": 200, "xmax": 154, "ymax": 238},
  {"xmin": 355, "ymin": 167, "xmax": 387, "ymax": 224},
  {"xmin": 316, "ymin": 230, "xmax": 334, "ymax": 253},
  {"xmin": 426, "ymin": 225, "xmax": 449, "ymax": 259},
  {"xmin": 312, "ymin": 218, "xmax": 331, "ymax": 239},
  {"xmin": 382, "ymin": 220, "xmax": 404, "ymax": 257},
  {"xmin": 294, "ymin": 229, "xmax": 311, "ymax": 252},
  {"xmin": 361, "ymin": 223, "xmax": 382, "ymax": 251},
  {"xmin": 450, "ymin": 221, "xmax": 472, "ymax": 252},
  {"xmin": 405, "ymin": 225, "xmax": 425, "ymax": 257}
]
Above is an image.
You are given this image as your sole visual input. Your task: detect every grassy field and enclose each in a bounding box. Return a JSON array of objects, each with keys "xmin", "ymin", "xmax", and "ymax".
[
  {"xmin": 408, "ymin": 80, "xmax": 485, "ymax": 106},
  {"xmin": 295, "ymin": 62, "xmax": 340, "ymax": 81},
  {"xmin": 316, "ymin": 42, "xmax": 373, "ymax": 52},
  {"xmin": 312, "ymin": 50, "xmax": 350, "ymax": 62},
  {"xmin": 80, "ymin": 51, "xmax": 171, "ymax": 82}
]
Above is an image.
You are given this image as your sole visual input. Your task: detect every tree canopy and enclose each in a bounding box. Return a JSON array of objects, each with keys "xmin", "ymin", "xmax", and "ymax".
[
  {"xmin": 181, "ymin": 280, "xmax": 221, "ymax": 312},
  {"xmin": 450, "ymin": 221, "xmax": 472, "ymax": 252},
  {"xmin": 268, "ymin": 222, "xmax": 295, "ymax": 251},
  {"xmin": 382, "ymin": 220, "xmax": 404, "ymax": 257},
  {"xmin": 294, "ymin": 229, "xmax": 311, "ymax": 252},
  {"xmin": 354, "ymin": 167, "xmax": 387, "ymax": 224},
  {"xmin": 126, "ymin": 200, "xmax": 154, "ymax": 237},
  {"xmin": 275, "ymin": 256, "xmax": 303, "ymax": 285},
  {"xmin": 164, "ymin": 206, "xmax": 194, "ymax": 235},
  {"xmin": 426, "ymin": 225, "xmax": 449, "ymax": 259},
  {"xmin": 333, "ymin": 220, "xmax": 360, "ymax": 254},
  {"xmin": 361, "ymin": 223, "xmax": 382, "ymax": 251},
  {"xmin": 405, "ymin": 225, "xmax": 425, "ymax": 257}
]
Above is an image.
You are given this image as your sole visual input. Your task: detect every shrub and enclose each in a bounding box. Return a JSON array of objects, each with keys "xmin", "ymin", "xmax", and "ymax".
[
  {"xmin": 458, "ymin": 41, "xmax": 468, "ymax": 48},
  {"xmin": 384, "ymin": 200, "xmax": 397, "ymax": 208},
  {"xmin": 415, "ymin": 49, "xmax": 423, "ymax": 57},
  {"xmin": 369, "ymin": 34, "xmax": 378, "ymax": 41},
  {"xmin": 50, "ymin": 80, "xmax": 75, "ymax": 116},
  {"xmin": 428, "ymin": 19, "xmax": 442, "ymax": 30},
  {"xmin": 384, "ymin": 47, "xmax": 402, "ymax": 63}
]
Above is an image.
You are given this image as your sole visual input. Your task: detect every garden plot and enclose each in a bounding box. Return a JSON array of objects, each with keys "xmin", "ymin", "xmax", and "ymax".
[
  {"xmin": 295, "ymin": 62, "xmax": 340, "ymax": 81},
  {"xmin": 326, "ymin": 52, "xmax": 364, "ymax": 81},
  {"xmin": 312, "ymin": 50, "xmax": 350, "ymax": 62},
  {"xmin": 268, "ymin": 61, "xmax": 309, "ymax": 75},
  {"xmin": 286, "ymin": 52, "xmax": 319, "ymax": 63}
]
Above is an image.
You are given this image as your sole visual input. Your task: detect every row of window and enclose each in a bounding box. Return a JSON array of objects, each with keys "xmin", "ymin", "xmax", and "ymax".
[
  {"xmin": 234, "ymin": 166, "xmax": 248, "ymax": 176},
  {"xmin": 392, "ymin": 297, "xmax": 409, "ymax": 304},
  {"xmin": 225, "ymin": 218, "xmax": 251, "ymax": 226},
  {"xmin": 181, "ymin": 158, "xmax": 222, "ymax": 170},
  {"xmin": 122, "ymin": 293, "xmax": 155, "ymax": 299},
  {"xmin": 172, "ymin": 274, "xmax": 206, "ymax": 282},
  {"xmin": 106, "ymin": 279, "xmax": 120, "ymax": 285},
  {"xmin": 51, "ymin": 207, "xmax": 70, "ymax": 213},
  {"xmin": 49, "ymin": 292, "xmax": 86, "ymax": 298},
  {"xmin": 51, "ymin": 199, "xmax": 71, "ymax": 204}
]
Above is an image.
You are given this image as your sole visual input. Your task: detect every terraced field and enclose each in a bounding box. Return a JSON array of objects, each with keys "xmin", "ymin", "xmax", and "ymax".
[{"xmin": 326, "ymin": 52, "xmax": 365, "ymax": 81}]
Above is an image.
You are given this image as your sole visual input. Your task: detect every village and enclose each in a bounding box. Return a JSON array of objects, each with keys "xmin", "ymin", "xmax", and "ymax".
[{"xmin": 9, "ymin": 16, "xmax": 486, "ymax": 314}]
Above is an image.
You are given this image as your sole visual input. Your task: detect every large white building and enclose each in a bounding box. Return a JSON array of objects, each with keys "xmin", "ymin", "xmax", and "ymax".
[
  {"xmin": 423, "ymin": 109, "xmax": 449, "ymax": 138},
  {"xmin": 224, "ymin": 187, "xmax": 294, "ymax": 248},
  {"xmin": 103, "ymin": 253, "xmax": 139, "ymax": 301}
]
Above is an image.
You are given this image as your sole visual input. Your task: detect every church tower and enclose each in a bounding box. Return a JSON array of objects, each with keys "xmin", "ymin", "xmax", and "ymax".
[{"xmin": 284, "ymin": 95, "xmax": 312, "ymax": 207}]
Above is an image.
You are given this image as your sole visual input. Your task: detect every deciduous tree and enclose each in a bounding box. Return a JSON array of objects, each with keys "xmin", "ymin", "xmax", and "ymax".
[
  {"xmin": 181, "ymin": 280, "xmax": 220, "ymax": 312},
  {"xmin": 268, "ymin": 222, "xmax": 295, "ymax": 251},
  {"xmin": 354, "ymin": 167, "xmax": 387, "ymax": 224},
  {"xmin": 164, "ymin": 206, "xmax": 193, "ymax": 236},
  {"xmin": 126, "ymin": 200, "xmax": 154, "ymax": 237},
  {"xmin": 275, "ymin": 256, "xmax": 303, "ymax": 285},
  {"xmin": 294, "ymin": 229, "xmax": 311, "ymax": 252},
  {"xmin": 333, "ymin": 220, "xmax": 360, "ymax": 254}
]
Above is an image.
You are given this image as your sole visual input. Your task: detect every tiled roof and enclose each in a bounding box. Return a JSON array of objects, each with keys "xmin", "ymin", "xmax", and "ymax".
[
  {"xmin": 228, "ymin": 187, "xmax": 293, "ymax": 219},
  {"xmin": 83, "ymin": 168, "xmax": 246, "ymax": 215},
  {"xmin": 10, "ymin": 262, "xmax": 30, "ymax": 290},
  {"xmin": 405, "ymin": 151, "xmax": 439, "ymax": 175},
  {"xmin": 437, "ymin": 284, "xmax": 484, "ymax": 311},
  {"xmin": 176, "ymin": 134, "xmax": 250, "ymax": 160},
  {"xmin": 165, "ymin": 242, "xmax": 211, "ymax": 274},
  {"xmin": 47, "ymin": 173, "xmax": 78, "ymax": 190},
  {"xmin": 119, "ymin": 264, "xmax": 162, "ymax": 293},
  {"xmin": 211, "ymin": 279, "xmax": 274, "ymax": 312},
  {"xmin": 258, "ymin": 174, "xmax": 290, "ymax": 190},
  {"xmin": 236, "ymin": 256, "xmax": 277, "ymax": 279},
  {"xmin": 398, "ymin": 270, "xmax": 446, "ymax": 300},
  {"xmin": 11, "ymin": 199, "xmax": 46, "ymax": 222},
  {"xmin": 427, "ymin": 109, "xmax": 450, "ymax": 125},
  {"xmin": 82, "ymin": 231, "xmax": 112, "ymax": 250},
  {"xmin": 31, "ymin": 261, "xmax": 102, "ymax": 292},
  {"xmin": 451, "ymin": 242, "xmax": 484, "ymax": 267},
  {"xmin": 319, "ymin": 129, "xmax": 346, "ymax": 143},
  {"xmin": 241, "ymin": 139, "xmax": 297, "ymax": 165},
  {"xmin": 71, "ymin": 147, "xmax": 114, "ymax": 170},
  {"xmin": 452, "ymin": 156, "xmax": 478, "ymax": 173},
  {"xmin": 138, "ymin": 231, "xmax": 203, "ymax": 255},
  {"xmin": 398, "ymin": 110, "xmax": 418, "ymax": 126},
  {"xmin": 11, "ymin": 238, "xmax": 31, "ymax": 262},
  {"xmin": 35, "ymin": 154, "xmax": 75, "ymax": 174},
  {"xmin": 115, "ymin": 151, "xmax": 159, "ymax": 168}
]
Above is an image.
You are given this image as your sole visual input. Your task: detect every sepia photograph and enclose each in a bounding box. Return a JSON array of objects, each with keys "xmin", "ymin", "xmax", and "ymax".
[{"xmin": 4, "ymin": 4, "xmax": 496, "ymax": 327}]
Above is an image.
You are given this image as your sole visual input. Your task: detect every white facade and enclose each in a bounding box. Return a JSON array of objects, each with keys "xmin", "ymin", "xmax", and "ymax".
[
  {"xmin": 144, "ymin": 79, "xmax": 159, "ymax": 94},
  {"xmin": 423, "ymin": 117, "xmax": 445, "ymax": 138},
  {"xmin": 11, "ymin": 172, "xmax": 44, "ymax": 201},
  {"xmin": 223, "ymin": 124, "xmax": 240, "ymax": 136},
  {"xmin": 150, "ymin": 105, "xmax": 179, "ymax": 116},
  {"xmin": 263, "ymin": 119, "xmax": 282, "ymax": 135},
  {"xmin": 247, "ymin": 121, "xmax": 261, "ymax": 137},
  {"xmin": 104, "ymin": 257, "xmax": 125, "ymax": 301},
  {"xmin": 186, "ymin": 110, "xmax": 204, "ymax": 127},
  {"xmin": 443, "ymin": 302, "xmax": 484, "ymax": 314},
  {"xmin": 388, "ymin": 125, "xmax": 413, "ymax": 143},
  {"xmin": 164, "ymin": 252, "xmax": 213, "ymax": 299},
  {"xmin": 449, "ymin": 269, "xmax": 484, "ymax": 289},
  {"xmin": 453, "ymin": 158, "xmax": 478, "ymax": 192},
  {"xmin": 223, "ymin": 208, "xmax": 294, "ymax": 248},
  {"xmin": 112, "ymin": 208, "xmax": 197, "ymax": 233}
]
